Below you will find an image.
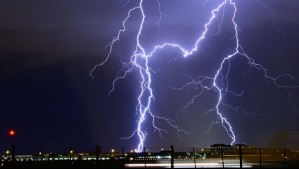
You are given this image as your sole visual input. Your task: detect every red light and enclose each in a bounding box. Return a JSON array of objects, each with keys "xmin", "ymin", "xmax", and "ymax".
[{"xmin": 9, "ymin": 130, "xmax": 15, "ymax": 136}]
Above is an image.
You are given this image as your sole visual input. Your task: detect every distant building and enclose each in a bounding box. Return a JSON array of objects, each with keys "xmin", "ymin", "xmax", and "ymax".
[
  {"xmin": 127, "ymin": 149, "xmax": 188, "ymax": 160},
  {"xmin": 211, "ymin": 144, "xmax": 232, "ymax": 155}
]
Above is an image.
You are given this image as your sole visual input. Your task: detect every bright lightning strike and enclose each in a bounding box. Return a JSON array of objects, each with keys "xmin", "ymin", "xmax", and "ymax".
[{"xmin": 91, "ymin": 0, "xmax": 298, "ymax": 152}]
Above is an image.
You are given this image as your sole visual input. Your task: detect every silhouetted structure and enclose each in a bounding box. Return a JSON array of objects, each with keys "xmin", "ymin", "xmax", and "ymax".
[{"xmin": 1, "ymin": 145, "xmax": 299, "ymax": 168}]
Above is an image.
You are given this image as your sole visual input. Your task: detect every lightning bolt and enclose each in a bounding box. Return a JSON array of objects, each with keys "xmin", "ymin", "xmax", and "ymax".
[
  {"xmin": 91, "ymin": 0, "xmax": 298, "ymax": 152},
  {"xmin": 255, "ymin": 0, "xmax": 285, "ymax": 35}
]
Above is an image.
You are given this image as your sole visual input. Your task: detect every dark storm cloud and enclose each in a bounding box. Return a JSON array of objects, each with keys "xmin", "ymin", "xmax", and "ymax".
[
  {"xmin": 0, "ymin": 0, "xmax": 130, "ymax": 68},
  {"xmin": 238, "ymin": 0, "xmax": 299, "ymax": 26},
  {"xmin": 0, "ymin": 0, "xmax": 299, "ymax": 153}
]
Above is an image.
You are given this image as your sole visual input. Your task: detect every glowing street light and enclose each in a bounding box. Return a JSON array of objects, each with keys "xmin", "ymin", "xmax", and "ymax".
[{"xmin": 8, "ymin": 129, "xmax": 15, "ymax": 137}]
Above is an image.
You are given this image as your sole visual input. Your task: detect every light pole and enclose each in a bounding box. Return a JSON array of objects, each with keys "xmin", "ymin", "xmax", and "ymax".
[
  {"xmin": 69, "ymin": 147, "xmax": 74, "ymax": 168},
  {"xmin": 8, "ymin": 129, "xmax": 16, "ymax": 168},
  {"xmin": 70, "ymin": 148, "xmax": 74, "ymax": 160},
  {"xmin": 193, "ymin": 148, "xmax": 196, "ymax": 168}
]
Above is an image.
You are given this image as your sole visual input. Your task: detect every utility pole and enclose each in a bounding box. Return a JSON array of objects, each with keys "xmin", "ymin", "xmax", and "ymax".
[
  {"xmin": 284, "ymin": 148, "xmax": 287, "ymax": 168},
  {"xmin": 170, "ymin": 145, "xmax": 174, "ymax": 168},
  {"xmin": 8, "ymin": 129, "xmax": 16, "ymax": 168},
  {"xmin": 95, "ymin": 145, "xmax": 101, "ymax": 168},
  {"xmin": 122, "ymin": 147, "xmax": 125, "ymax": 158},
  {"xmin": 69, "ymin": 147, "xmax": 73, "ymax": 168},
  {"xmin": 238, "ymin": 145, "xmax": 243, "ymax": 169},
  {"xmin": 144, "ymin": 147, "xmax": 146, "ymax": 168},
  {"xmin": 259, "ymin": 148, "xmax": 262, "ymax": 168},
  {"xmin": 193, "ymin": 148, "xmax": 196, "ymax": 168},
  {"xmin": 221, "ymin": 146, "xmax": 224, "ymax": 168},
  {"xmin": 40, "ymin": 147, "xmax": 44, "ymax": 168}
]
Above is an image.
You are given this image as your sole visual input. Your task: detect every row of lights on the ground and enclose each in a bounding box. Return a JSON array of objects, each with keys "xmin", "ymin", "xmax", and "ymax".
[
  {"xmin": 112, "ymin": 148, "xmax": 210, "ymax": 153},
  {"xmin": 110, "ymin": 149, "xmax": 140, "ymax": 153}
]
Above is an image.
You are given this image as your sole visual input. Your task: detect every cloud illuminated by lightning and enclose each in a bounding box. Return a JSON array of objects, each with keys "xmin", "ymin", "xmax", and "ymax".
[{"xmin": 90, "ymin": 0, "xmax": 298, "ymax": 152}]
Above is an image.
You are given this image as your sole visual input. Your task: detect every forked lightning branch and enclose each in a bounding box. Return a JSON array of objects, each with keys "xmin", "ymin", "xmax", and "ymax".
[{"xmin": 90, "ymin": 0, "xmax": 298, "ymax": 152}]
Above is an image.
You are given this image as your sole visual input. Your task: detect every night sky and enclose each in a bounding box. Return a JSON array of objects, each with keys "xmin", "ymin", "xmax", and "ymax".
[{"xmin": 1, "ymin": 0, "xmax": 299, "ymax": 153}]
